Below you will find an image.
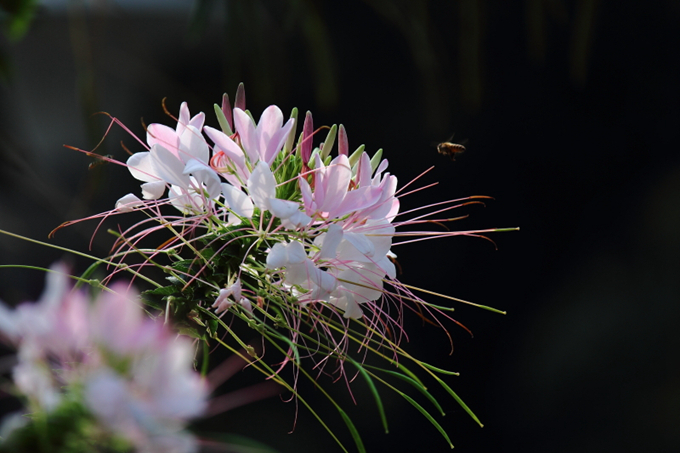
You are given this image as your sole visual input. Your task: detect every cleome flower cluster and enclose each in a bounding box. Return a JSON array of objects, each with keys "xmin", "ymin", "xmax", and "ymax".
[{"xmin": 114, "ymin": 96, "xmax": 399, "ymax": 323}]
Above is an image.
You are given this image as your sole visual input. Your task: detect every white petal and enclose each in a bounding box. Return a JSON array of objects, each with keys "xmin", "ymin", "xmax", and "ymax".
[
  {"xmin": 343, "ymin": 232, "xmax": 375, "ymax": 257},
  {"xmin": 141, "ymin": 181, "xmax": 166, "ymax": 200},
  {"xmin": 222, "ymin": 183, "xmax": 254, "ymax": 218},
  {"xmin": 266, "ymin": 243, "xmax": 288, "ymax": 269},
  {"xmin": 286, "ymin": 241, "xmax": 307, "ymax": 264},
  {"xmin": 116, "ymin": 193, "xmax": 144, "ymax": 212},
  {"xmin": 319, "ymin": 224, "xmax": 343, "ymax": 259},
  {"xmin": 247, "ymin": 161, "xmax": 276, "ymax": 210},
  {"xmin": 284, "ymin": 211, "xmax": 311, "ymax": 229},
  {"xmin": 149, "ymin": 145, "xmax": 191, "ymax": 188},
  {"xmin": 343, "ymin": 299, "xmax": 364, "ymax": 319},
  {"xmin": 268, "ymin": 198, "xmax": 300, "ymax": 219},
  {"xmin": 376, "ymin": 255, "xmax": 397, "ymax": 279},
  {"xmin": 183, "ymin": 158, "xmax": 221, "ymax": 198},
  {"xmin": 127, "ymin": 152, "xmax": 158, "ymax": 183},
  {"xmin": 212, "ymin": 288, "xmax": 234, "ymax": 314},
  {"xmin": 316, "ymin": 270, "xmax": 338, "ymax": 293},
  {"xmin": 179, "ymin": 125, "xmax": 209, "ymax": 164}
]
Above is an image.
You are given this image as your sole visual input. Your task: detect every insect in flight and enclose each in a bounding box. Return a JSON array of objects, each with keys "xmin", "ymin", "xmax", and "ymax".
[{"xmin": 436, "ymin": 141, "xmax": 466, "ymax": 161}]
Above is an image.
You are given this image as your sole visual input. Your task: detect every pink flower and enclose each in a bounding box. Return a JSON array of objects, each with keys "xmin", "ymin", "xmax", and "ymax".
[
  {"xmin": 233, "ymin": 106, "xmax": 295, "ymax": 166},
  {"xmin": 116, "ymin": 103, "xmax": 221, "ymax": 214}
]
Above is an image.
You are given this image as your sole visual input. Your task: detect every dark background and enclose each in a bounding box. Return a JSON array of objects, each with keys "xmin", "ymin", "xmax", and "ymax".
[{"xmin": 1, "ymin": 1, "xmax": 679, "ymax": 452}]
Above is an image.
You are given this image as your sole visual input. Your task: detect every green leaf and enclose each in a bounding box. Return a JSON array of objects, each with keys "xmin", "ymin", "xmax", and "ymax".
[
  {"xmin": 367, "ymin": 366, "xmax": 445, "ymax": 417},
  {"xmin": 436, "ymin": 379, "xmax": 483, "ymax": 427},
  {"xmin": 144, "ymin": 286, "xmax": 178, "ymax": 296},
  {"xmin": 400, "ymin": 393, "xmax": 454, "ymax": 449},
  {"xmin": 338, "ymin": 409, "xmax": 366, "ymax": 453},
  {"xmin": 350, "ymin": 360, "xmax": 389, "ymax": 433},
  {"xmin": 3, "ymin": 0, "xmax": 38, "ymax": 41},
  {"xmin": 421, "ymin": 362, "xmax": 460, "ymax": 376}
]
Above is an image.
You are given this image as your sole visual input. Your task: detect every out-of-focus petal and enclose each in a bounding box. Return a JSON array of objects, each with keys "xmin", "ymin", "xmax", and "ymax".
[{"xmin": 286, "ymin": 241, "xmax": 307, "ymax": 264}]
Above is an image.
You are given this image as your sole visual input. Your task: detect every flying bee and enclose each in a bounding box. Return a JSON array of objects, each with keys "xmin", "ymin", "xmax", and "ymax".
[
  {"xmin": 88, "ymin": 154, "xmax": 113, "ymax": 170},
  {"xmin": 436, "ymin": 141, "xmax": 466, "ymax": 160}
]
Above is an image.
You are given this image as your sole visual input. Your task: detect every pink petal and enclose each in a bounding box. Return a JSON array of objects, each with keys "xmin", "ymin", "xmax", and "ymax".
[
  {"xmin": 257, "ymin": 106, "xmax": 284, "ymax": 159},
  {"xmin": 356, "ymin": 152, "xmax": 372, "ymax": 188},
  {"xmin": 264, "ymin": 117, "xmax": 295, "ymax": 164},
  {"xmin": 177, "ymin": 102, "xmax": 190, "ymax": 136},
  {"xmin": 317, "ymin": 155, "xmax": 351, "ymax": 213},
  {"xmin": 147, "ymin": 124, "xmax": 180, "ymax": 158},
  {"xmin": 204, "ymin": 126, "xmax": 247, "ymax": 173},
  {"xmin": 233, "ymin": 109, "xmax": 259, "ymax": 163},
  {"xmin": 298, "ymin": 177, "xmax": 315, "ymax": 215}
]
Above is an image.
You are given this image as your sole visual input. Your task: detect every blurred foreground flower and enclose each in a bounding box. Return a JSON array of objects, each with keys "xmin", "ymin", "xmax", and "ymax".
[{"xmin": 0, "ymin": 263, "xmax": 207, "ymax": 453}]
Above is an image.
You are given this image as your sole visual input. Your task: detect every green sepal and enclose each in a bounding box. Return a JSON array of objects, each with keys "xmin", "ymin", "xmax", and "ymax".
[
  {"xmin": 348, "ymin": 144, "xmax": 365, "ymax": 167},
  {"xmin": 283, "ymin": 107, "xmax": 298, "ymax": 155},
  {"xmin": 370, "ymin": 148, "xmax": 383, "ymax": 172},
  {"xmin": 214, "ymin": 103, "xmax": 233, "ymax": 135},
  {"xmin": 319, "ymin": 124, "xmax": 337, "ymax": 160}
]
